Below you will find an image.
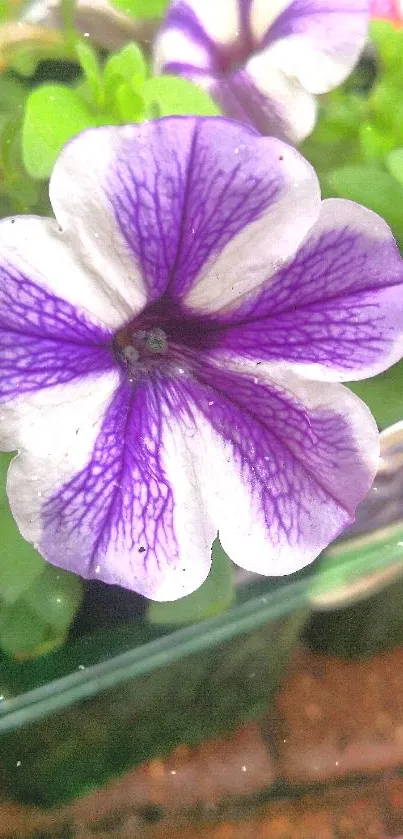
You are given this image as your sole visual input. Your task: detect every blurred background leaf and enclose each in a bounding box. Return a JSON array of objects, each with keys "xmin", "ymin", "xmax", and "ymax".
[
  {"xmin": 0, "ymin": 452, "xmax": 83, "ymax": 659},
  {"xmin": 347, "ymin": 361, "xmax": 403, "ymax": 429},
  {"xmin": 325, "ymin": 164, "xmax": 403, "ymax": 245},
  {"xmin": 22, "ymin": 83, "xmax": 98, "ymax": 177},
  {"xmin": 108, "ymin": 0, "xmax": 168, "ymax": 19},
  {"xmin": 143, "ymin": 74, "xmax": 221, "ymax": 117}
]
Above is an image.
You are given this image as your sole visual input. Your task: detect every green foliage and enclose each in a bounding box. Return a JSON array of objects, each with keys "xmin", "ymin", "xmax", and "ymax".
[
  {"xmin": 143, "ymin": 75, "xmax": 221, "ymax": 117},
  {"xmin": 325, "ymin": 165, "xmax": 403, "ymax": 244},
  {"xmin": 0, "ymin": 497, "xmax": 44, "ymax": 605},
  {"xmin": 23, "ymin": 84, "xmax": 98, "ymax": 178},
  {"xmin": 75, "ymin": 39, "xmax": 104, "ymax": 107},
  {"xmin": 386, "ymin": 147, "xmax": 403, "ymax": 185},
  {"xmin": 0, "ymin": 452, "xmax": 83, "ymax": 660},
  {"xmin": 108, "ymin": 0, "xmax": 168, "ymax": 19},
  {"xmin": 302, "ymin": 21, "xmax": 403, "ymax": 246},
  {"xmin": 21, "ymin": 41, "xmax": 221, "ymax": 181},
  {"xmin": 301, "ymin": 89, "xmax": 368, "ymax": 173},
  {"xmin": 103, "ymin": 41, "xmax": 147, "ymax": 93},
  {"xmin": 310, "ymin": 522, "xmax": 403, "ymax": 611},
  {"xmin": 370, "ymin": 20, "xmax": 403, "ymax": 86},
  {"xmin": 24, "ymin": 565, "xmax": 83, "ymax": 633},
  {"xmin": 347, "ymin": 360, "xmax": 403, "ymax": 430}
]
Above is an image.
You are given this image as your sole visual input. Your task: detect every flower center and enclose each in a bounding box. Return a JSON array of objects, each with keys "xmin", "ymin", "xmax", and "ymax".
[
  {"xmin": 131, "ymin": 327, "xmax": 168, "ymax": 357},
  {"xmin": 114, "ymin": 326, "xmax": 169, "ymax": 380}
]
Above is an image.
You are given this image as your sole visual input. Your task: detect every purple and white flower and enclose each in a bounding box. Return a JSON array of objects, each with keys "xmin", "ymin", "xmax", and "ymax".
[
  {"xmin": 0, "ymin": 116, "xmax": 403, "ymax": 601},
  {"xmin": 154, "ymin": 0, "xmax": 369, "ymax": 143}
]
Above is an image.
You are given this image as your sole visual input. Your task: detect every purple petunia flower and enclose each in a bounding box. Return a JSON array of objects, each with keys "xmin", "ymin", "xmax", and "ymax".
[
  {"xmin": 154, "ymin": 0, "xmax": 369, "ymax": 143},
  {"xmin": 1, "ymin": 116, "xmax": 403, "ymax": 601}
]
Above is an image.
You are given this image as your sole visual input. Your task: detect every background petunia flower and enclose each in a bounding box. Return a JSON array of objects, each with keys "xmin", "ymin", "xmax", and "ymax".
[
  {"xmin": 0, "ymin": 117, "xmax": 403, "ymax": 601},
  {"xmin": 370, "ymin": 0, "xmax": 403, "ymax": 25},
  {"xmin": 153, "ymin": 1, "xmax": 370, "ymax": 144}
]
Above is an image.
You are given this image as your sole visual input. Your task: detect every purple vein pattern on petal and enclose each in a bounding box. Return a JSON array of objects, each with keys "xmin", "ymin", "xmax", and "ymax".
[
  {"xmin": 39, "ymin": 374, "xmax": 215, "ymax": 600},
  {"xmin": 109, "ymin": 118, "xmax": 271, "ymax": 301},
  {"xmin": 155, "ymin": 1, "xmax": 368, "ymax": 140},
  {"xmin": 179, "ymin": 359, "xmax": 378, "ymax": 574},
  {"xmin": 108, "ymin": 117, "xmax": 315, "ymax": 304},
  {"xmin": 0, "ymin": 261, "xmax": 113, "ymax": 401},
  {"xmin": 262, "ymin": 0, "xmax": 368, "ymax": 49},
  {"xmin": 108, "ymin": 113, "xmax": 319, "ymax": 308},
  {"xmin": 39, "ymin": 353, "xmax": 378, "ymax": 593},
  {"xmin": 214, "ymin": 199, "xmax": 403, "ymax": 380},
  {"xmin": 40, "ymin": 380, "xmax": 176, "ymax": 593}
]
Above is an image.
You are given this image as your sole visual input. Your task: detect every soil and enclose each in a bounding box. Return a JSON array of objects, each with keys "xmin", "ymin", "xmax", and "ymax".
[{"xmin": 2, "ymin": 644, "xmax": 403, "ymax": 838}]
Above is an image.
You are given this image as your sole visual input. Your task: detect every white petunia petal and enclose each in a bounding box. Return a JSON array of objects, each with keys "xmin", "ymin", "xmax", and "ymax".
[
  {"xmin": 184, "ymin": 135, "xmax": 320, "ymax": 313},
  {"xmin": 0, "ymin": 215, "xmax": 133, "ymax": 329},
  {"xmin": 3, "ymin": 370, "xmax": 120, "ymax": 548},
  {"xmin": 244, "ymin": 51, "xmax": 317, "ymax": 143},
  {"xmin": 169, "ymin": 0, "xmax": 241, "ymax": 45},
  {"xmin": 183, "ymin": 360, "xmax": 379, "ymax": 577},
  {"xmin": 214, "ymin": 198, "xmax": 403, "ymax": 382},
  {"xmin": 50, "ymin": 126, "xmax": 150, "ymax": 325},
  {"xmin": 260, "ymin": 34, "xmax": 360, "ymax": 97},
  {"xmin": 249, "ymin": 0, "xmax": 294, "ymax": 41}
]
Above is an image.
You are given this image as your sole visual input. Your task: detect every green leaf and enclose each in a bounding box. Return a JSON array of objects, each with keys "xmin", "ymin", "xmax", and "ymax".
[
  {"xmin": 11, "ymin": 49, "xmax": 41, "ymax": 78},
  {"xmin": 0, "ymin": 0, "xmax": 9, "ymax": 23},
  {"xmin": 143, "ymin": 75, "xmax": 221, "ymax": 117},
  {"xmin": 103, "ymin": 44, "xmax": 147, "ymax": 120},
  {"xmin": 4, "ymin": 176, "xmax": 40, "ymax": 213},
  {"xmin": 0, "ymin": 503, "xmax": 45, "ymax": 605},
  {"xmin": 75, "ymin": 40, "xmax": 103, "ymax": 107},
  {"xmin": 359, "ymin": 121, "xmax": 396, "ymax": 162},
  {"xmin": 326, "ymin": 164, "xmax": 403, "ymax": 245},
  {"xmin": 347, "ymin": 360, "xmax": 403, "ymax": 430},
  {"xmin": 22, "ymin": 85, "xmax": 97, "ymax": 179},
  {"xmin": 310, "ymin": 522, "xmax": 403, "ymax": 610},
  {"xmin": 301, "ymin": 90, "xmax": 367, "ymax": 174},
  {"xmin": 115, "ymin": 81, "xmax": 144, "ymax": 121},
  {"xmin": 24, "ymin": 565, "xmax": 83, "ymax": 633},
  {"xmin": 386, "ymin": 147, "xmax": 403, "ymax": 186},
  {"xmin": 104, "ymin": 42, "xmax": 147, "ymax": 94},
  {"xmin": 148, "ymin": 539, "xmax": 235, "ymax": 626},
  {"xmin": 108, "ymin": 0, "xmax": 168, "ymax": 19},
  {"xmin": 370, "ymin": 20, "xmax": 403, "ymax": 85},
  {"xmin": 0, "ymin": 75, "xmax": 27, "ymax": 112},
  {"xmin": 0, "ymin": 116, "xmax": 24, "ymax": 177},
  {"xmin": 0, "ymin": 452, "xmax": 12, "ymax": 506},
  {"xmin": 0, "ymin": 603, "xmax": 50, "ymax": 658}
]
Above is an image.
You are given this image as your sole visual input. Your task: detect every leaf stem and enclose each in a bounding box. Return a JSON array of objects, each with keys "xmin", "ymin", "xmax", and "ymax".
[{"xmin": 60, "ymin": 0, "xmax": 77, "ymax": 48}]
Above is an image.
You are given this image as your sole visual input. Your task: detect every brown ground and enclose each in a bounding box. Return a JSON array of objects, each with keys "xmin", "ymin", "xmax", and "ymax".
[{"xmin": 3, "ymin": 645, "xmax": 403, "ymax": 838}]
